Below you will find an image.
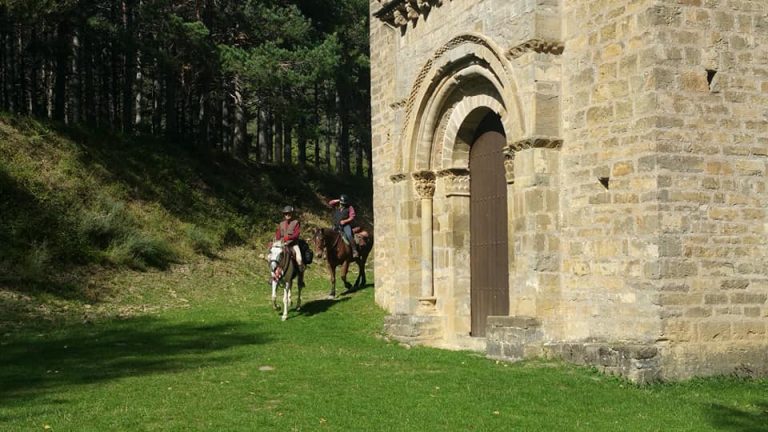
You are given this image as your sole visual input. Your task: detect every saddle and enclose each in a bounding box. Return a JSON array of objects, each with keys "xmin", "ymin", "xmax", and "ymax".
[{"xmin": 351, "ymin": 227, "xmax": 370, "ymax": 247}]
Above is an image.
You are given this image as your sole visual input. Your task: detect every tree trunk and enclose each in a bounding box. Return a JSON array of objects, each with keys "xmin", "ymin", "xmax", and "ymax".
[
  {"xmin": 53, "ymin": 22, "xmax": 68, "ymax": 122},
  {"xmin": 337, "ymin": 93, "xmax": 351, "ymax": 175},
  {"xmin": 274, "ymin": 113, "xmax": 283, "ymax": 164},
  {"xmin": 325, "ymin": 112, "xmax": 332, "ymax": 171},
  {"xmin": 355, "ymin": 138, "xmax": 363, "ymax": 177},
  {"xmin": 16, "ymin": 24, "xmax": 30, "ymax": 115},
  {"xmin": 1, "ymin": 25, "xmax": 10, "ymax": 111},
  {"xmin": 298, "ymin": 116, "xmax": 307, "ymax": 166},
  {"xmin": 256, "ymin": 106, "xmax": 267, "ymax": 163},
  {"xmin": 283, "ymin": 122, "xmax": 292, "ymax": 164},
  {"xmin": 165, "ymin": 66, "xmax": 178, "ymax": 140},
  {"xmin": 123, "ymin": 0, "xmax": 137, "ymax": 134},
  {"xmin": 265, "ymin": 109, "xmax": 274, "ymax": 163},
  {"xmin": 313, "ymin": 83, "xmax": 320, "ymax": 166},
  {"xmin": 68, "ymin": 31, "xmax": 80, "ymax": 125},
  {"xmin": 233, "ymin": 74, "xmax": 247, "ymax": 160},
  {"xmin": 221, "ymin": 79, "xmax": 230, "ymax": 153},
  {"xmin": 83, "ymin": 32, "xmax": 96, "ymax": 126}
]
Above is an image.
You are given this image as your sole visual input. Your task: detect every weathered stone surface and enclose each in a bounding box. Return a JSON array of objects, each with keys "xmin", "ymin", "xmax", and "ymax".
[{"xmin": 370, "ymin": 0, "xmax": 768, "ymax": 382}]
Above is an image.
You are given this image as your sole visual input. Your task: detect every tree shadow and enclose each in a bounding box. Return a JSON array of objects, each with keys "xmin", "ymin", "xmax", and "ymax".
[
  {"xmin": 298, "ymin": 296, "xmax": 350, "ymax": 317},
  {"xmin": 0, "ymin": 315, "xmax": 271, "ymax": 407},
  {"xmin": 707, "ymin": 402, "xmax": 768, "ymax": 432}
]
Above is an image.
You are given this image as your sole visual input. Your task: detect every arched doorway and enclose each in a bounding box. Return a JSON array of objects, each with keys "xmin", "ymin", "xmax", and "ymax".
[{"xmin": 469, "ymin": 113, "xmax": 510, "ymax": 337}]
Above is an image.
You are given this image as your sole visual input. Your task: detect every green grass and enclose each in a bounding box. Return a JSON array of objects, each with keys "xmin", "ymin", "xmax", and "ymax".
[{"xmin": 1, "ymin": 248, "xmax": 766, "ymax": 432}]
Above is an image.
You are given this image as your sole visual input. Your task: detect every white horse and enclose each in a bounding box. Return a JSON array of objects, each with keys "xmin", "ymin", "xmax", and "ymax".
[{"xmin": 268, "ymin": 240, "xmax": 302, "ymax": 321}]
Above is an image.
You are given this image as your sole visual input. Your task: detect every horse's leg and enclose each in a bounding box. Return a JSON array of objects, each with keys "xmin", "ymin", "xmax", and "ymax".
[
  {"xmin": 271, "ymin": 278, "xmax": 279, "ymax": 310},
  {"xmin": 296, "ymin": 274, "xmax": 302, "ymax": 310},
  {"xmin": 341, "ymin": 260, "xmax": 352, "ymax": 290},
  {"xmin": 282, "ymin": 281, "xmax": 290, "ymax": 321},
  {"xmin": 354, "ymin": 256, "xmax": 366, "ymax": 289},
  {"xmin": 327, "ymin": 263, "xmax": 337, "ymax": 299},
  {"xmin": 361, "ymin": 253, "xmax": 368, "ymax": 287}
]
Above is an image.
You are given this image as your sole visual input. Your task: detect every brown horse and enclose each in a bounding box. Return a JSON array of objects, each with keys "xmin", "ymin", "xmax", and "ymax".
[{"xmin": 311, "ymin": 227, "xmax": 373, "ymax": 298}]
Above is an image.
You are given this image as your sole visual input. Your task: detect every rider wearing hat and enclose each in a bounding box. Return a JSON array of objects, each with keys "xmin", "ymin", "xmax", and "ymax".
[
  {"xmin": 275, "ymin": 205, "xmax": 304, "ymax": 271},
  {"xmin": 328, "ymin": 194, "xmax": 358, "ymax": 258}
]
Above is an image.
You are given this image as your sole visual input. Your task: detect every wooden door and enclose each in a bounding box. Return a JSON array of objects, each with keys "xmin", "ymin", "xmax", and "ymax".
[{"xmin": 469, "ymin": 128, "xmax": 509, "ymax": 337}]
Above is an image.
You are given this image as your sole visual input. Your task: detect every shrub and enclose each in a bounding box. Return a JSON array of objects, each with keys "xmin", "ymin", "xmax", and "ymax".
[
  {"xmin": 80, "ymin": 197, "xmax": 134, "ymax": 249},
  {"xmin": 17, "ymin": 242, "xmax": 51, "ymax": 283},
  {"xmin": 185, "ymin": 225, "xmax": 219, "ymax": 257},
  {"xmin": 108, "ymin": 233, "xmax": 177, "ymax": 270}
]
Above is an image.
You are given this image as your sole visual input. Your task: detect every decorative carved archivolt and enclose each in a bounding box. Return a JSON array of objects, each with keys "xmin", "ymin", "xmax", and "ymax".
[
  {"xmin": 508, "ymin": 39, "xmax": 565, "ymax": 59},
  {"xmin": 438, "ymin": 168, "xmax": 470, "ymax": 197},
  {"xmin": 374, "ymin": 0, "xmax": 444, "ymax": 28},
  {"xmin": 412, "ymin": 170, "xmax": 436, "ymax": 198},
  {"xmin": 401, "ymin": 34, "xmax": 491, "ymax": 146},
  {"xmin": 506, "ymin": 136, "xmax": 563, "ymax": 153}
]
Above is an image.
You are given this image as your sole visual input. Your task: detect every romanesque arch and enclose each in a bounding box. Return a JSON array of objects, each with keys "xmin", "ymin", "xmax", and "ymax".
[
  {"xmin": 397, "ymin": 33, "xmax": 526, "ymax": 174},
  {"xmin": 394, "ymin": 33, "xmax": 528, "ymax": 342}
]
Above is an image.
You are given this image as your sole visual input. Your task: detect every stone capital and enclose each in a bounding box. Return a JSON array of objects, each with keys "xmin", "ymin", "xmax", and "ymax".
[
  {"xmin": 437, "ymin": 168, "xmax": 470, "ymax": 197},
  {"xmin": 412, "ymin": 170, "xmax": 436, "ymax": 198}
]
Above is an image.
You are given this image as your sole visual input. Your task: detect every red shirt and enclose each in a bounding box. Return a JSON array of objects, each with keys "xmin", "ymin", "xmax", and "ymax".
[{"xmin": 275, "ymin": 219, "xmax": 300, "ymax": 242}]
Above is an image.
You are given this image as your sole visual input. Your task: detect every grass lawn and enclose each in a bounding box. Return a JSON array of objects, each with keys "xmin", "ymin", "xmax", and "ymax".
[{"xmin": 1, "ymin": 248, "xmax": 767, "ymax": 432}]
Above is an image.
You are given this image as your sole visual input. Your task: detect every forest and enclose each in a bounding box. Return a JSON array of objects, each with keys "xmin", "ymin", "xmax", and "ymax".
[{"xmin": 0, "ymin": 0, "xmax": 371, "ymax": 175}]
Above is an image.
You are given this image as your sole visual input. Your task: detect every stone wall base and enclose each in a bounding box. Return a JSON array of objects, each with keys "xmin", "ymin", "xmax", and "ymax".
[
  {"xmin": 485, "ymin": 315, "xmax": 661, "ymax": 384},
  {"xmin": 543, "ymin": 343, "xmax": 661, "ymax": 384},
  {"xmin": 660, "ymin": 344, "xmax": 768, "ymax": 381},
  {"xmin": 486, "ymin": 315, "xmax": 544, "ymax": 360},
  {"xmin": 383, "ymin": 314, "xmax": 442, "ymax": 344}
]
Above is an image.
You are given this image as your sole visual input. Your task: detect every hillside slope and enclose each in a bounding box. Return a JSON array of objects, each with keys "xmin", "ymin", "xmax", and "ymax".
[{"xmin": 0, "ymin": 114, "xmax": 372, "ymax": 310}]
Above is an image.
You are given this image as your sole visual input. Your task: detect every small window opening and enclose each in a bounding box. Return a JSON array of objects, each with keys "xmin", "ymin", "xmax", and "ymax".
[
  {"xmin": 598, "ymin": 177, "xmax": 610, "ymax": 190},
  {"xmin": 706, "ymin": 69, "xmax": 717, "ymax": 88}
]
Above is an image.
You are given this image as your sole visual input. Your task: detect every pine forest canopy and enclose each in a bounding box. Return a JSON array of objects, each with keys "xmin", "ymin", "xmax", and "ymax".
[{"xmin": 0, "ymin": 0, "xmax": 371, "ymax": 175}]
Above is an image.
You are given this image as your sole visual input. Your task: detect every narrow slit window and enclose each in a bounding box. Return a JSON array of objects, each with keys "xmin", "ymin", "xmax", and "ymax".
[{"xmin": 706, "ymin": 69, "xmax": 717, "ymax": 88}]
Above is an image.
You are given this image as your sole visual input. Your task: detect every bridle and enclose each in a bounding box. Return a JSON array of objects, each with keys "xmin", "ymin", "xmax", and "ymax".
[
  {"xmin": 312, "ymin": 229, "xmax": 327, "ymax": 259},
  {"xmin": 269, "ymin": 243, "xmax": 290, "ymax": 281}
]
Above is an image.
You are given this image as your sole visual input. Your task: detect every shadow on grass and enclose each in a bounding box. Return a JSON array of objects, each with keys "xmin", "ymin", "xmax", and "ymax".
[
  {"xmin": 0, "ymin": 315, "xmax": 271, "ymax": 407},
  {"xmin": 340, "ymin": 281, "xmax": 375, "ymax": 297},
  {"xmin": 707, "ymin": 402, "xmax": 768, "ymax": 432},
  {"xmin": 299, "ymin": 296, "xmax": 351, "ymax": 316}
]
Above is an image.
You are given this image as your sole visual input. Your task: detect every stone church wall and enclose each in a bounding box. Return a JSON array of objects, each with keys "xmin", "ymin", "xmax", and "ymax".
[{"xmin": 370, "ymin": 0, "xmax": 768, "ymax": 381}]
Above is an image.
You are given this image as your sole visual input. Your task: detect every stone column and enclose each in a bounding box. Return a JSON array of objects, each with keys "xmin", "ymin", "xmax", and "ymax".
[
  {"xmin": 439, "ymin": 168, "xmax": 471, "ymax": 337},
  {"xmin": 413, "ymin": 170, "xmax": 436, "ymax": 303}
]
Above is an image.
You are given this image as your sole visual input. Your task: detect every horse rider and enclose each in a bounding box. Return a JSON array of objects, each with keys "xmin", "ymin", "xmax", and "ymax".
[
  {"xmin": 274, "ymin": 205, "xmax": 304, "ymax": 272},
  {"xmin": 328, "ymin": 194, "xmax": 359, "ymax": 258}
]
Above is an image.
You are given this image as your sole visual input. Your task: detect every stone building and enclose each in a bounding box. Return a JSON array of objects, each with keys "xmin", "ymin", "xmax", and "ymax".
[{"xmin": 369, "ymin": 0, "xmax": 768, "ymax": 382}]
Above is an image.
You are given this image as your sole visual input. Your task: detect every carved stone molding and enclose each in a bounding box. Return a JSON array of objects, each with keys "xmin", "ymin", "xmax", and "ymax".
[
  {"xmin": 506, "ymin": 136, "xmax": 563, "ymax": 153},
  {"xmin": 389, "ymin": 98, "xmax": 408, "ymax": 110},
  {"xmin": 412, "ymin": 170, "xmax": 436, "ymax": 198},
  {"xmin": 503, "ymin": 154, "xmax": 515, "ymax": 184},
  {"xmin": 390, "ymin": 173, "xmax": 407, "ymax": 183},
  {"xmin": 374, "ymin": 0, "xmax": 444, "ymax": 29},
  {"xmin": 438, "ymin": 168, "xmax": 470, "ymax": 197},
  {"xmin": 508, "ymin": 39, "xmax": 565, "ymax": 59}
]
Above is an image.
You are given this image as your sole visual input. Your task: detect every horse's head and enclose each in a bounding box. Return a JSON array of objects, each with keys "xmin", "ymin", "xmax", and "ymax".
[
  {"xmin": 268, "ymin": 240, "xmax": 285, "ymax": 274},
  {"xmin": 311, "ymin": 228, "xmax": 327, "ymax": 259}
]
